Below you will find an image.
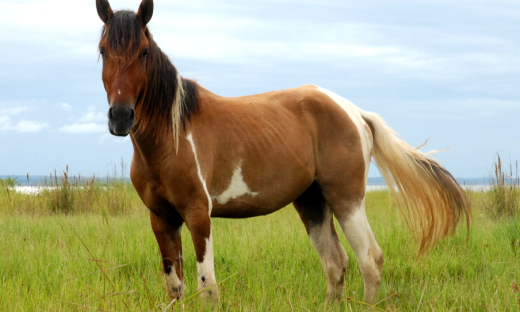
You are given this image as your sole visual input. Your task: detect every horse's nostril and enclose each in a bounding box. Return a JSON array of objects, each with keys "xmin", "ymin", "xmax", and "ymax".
[{"xmin": 109, "ymin": 106, "xmax": 134, "ymax": 120}]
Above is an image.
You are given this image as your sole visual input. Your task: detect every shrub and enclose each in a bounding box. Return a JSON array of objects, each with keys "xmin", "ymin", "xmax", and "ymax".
[{"xmin": 0, "ymin": 176, "xmax": 19, "ymax": 189}]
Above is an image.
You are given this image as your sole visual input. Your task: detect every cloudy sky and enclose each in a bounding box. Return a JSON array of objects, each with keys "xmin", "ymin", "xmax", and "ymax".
[{"xmin": 0, "ymin": 0, "xmax": 518, "ymax": 178}]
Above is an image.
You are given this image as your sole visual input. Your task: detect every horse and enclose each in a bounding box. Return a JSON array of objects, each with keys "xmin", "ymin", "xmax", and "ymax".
[{"xmin": 96, "ymin": 0, "xmax": 470, "ymax": 305}]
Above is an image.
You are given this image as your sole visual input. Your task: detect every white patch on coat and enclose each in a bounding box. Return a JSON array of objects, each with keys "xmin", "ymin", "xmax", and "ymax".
[
  {"xmin": 212, "ymin": 161, "xmax": 258, "ymax": 204},
  {"xmin": 196, "ymin": 231, "xmax": 217, "ymax": 291},
  {"xmin": 186, "ymin": 133, "xmax": 213, "ymax": 214},
  {"xmin": 316, "ymin": 87, "xmax": 373, "ymax": 179},
  {"xmin": 336, "ymin": 198, "xmax": 383, "ymax": 302},
  {"xmin": 187, "ymin": 133, "xmax": 219, "ymax": 299},
  {"xmin": 338, "ymin": 200, "xmax": 372, "ymax": 258}
]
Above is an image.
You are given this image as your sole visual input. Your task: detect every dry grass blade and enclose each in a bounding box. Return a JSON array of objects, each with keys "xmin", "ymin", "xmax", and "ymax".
[
  {"xmin": 106, "ymin": 290, "xmax": 137, "ymax": 297},
  {"xmin": 76, "ymin": 236, "xmax": 131, "ymax": 310},
  {"xmin": 142, "ymin": 274, "xmax": 154, "ymax": 311},
  {"xmin": 348, "ymin": 298, "xmax": 387, "ymax": 311},
  {"xmin": 161, "ymin": 298, "xmax": 177, "ymax": 312},
  {"xmin": 61, "ymin": 264, "xmax": 128, "ymax": 283},
  {"xmin": 416, "ymin": 287, "xmax": 426, "ymax": 312},
  {"xmin": 78, "ymin": 238, "xmax": 117, "ymax": 291}
]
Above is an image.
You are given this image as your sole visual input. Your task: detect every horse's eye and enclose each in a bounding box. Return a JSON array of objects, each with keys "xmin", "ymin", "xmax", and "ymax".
[
  {"xmin": 142, "ymin": 49, "xmax": 149, "ymax": 58},
  {"xmin": 99, "ymin": 48, "xmax": 106, "ymax": 57}
]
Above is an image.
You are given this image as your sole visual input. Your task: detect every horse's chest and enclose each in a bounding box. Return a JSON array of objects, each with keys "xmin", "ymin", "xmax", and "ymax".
[{"xmin": 133, "ymin": 180, "xmax": 171, "ymax": 212}]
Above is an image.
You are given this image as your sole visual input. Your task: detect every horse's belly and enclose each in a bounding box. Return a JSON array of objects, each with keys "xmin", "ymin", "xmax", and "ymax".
[
  {"xmin": 209, "ymin": 175, "xmax": 311, "ymax": 218},
  {"xmin": 210, "ymin": 196, "xmax": 293, "ymax": 218}
]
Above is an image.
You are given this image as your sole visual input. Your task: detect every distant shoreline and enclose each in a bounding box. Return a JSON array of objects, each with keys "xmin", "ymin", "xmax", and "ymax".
[
  {"xmin": 0, "ymin": 175, "xmax": 129, "ymax": 186},
  {"xmin": 12, "ymin": 184, "xmax": 491, "ymax": 195},
  {"xmin": 2, "ymin": 175, "xmax": 491, "ymax": 187}
]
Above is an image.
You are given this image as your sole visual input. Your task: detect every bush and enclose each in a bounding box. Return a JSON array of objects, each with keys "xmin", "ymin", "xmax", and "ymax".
[{"xmin": 0, "ymin": 176, "xmax": 19, "ymax": 189}]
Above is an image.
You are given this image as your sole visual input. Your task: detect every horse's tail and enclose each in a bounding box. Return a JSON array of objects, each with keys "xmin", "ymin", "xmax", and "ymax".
[{"xmin": 361, "ymin": 111, "xmax": 470, "ymax": 256}]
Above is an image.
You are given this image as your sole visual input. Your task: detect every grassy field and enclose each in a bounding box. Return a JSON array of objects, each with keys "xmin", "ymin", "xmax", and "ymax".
[{"xmin": 1, "ymin": 181, "xmax": 520, "ymax": 311}]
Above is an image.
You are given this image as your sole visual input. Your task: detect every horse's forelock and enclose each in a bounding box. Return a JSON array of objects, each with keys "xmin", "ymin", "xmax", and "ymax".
[{"xmin": 103, "ymin": 10, "xmax": 144, "ymax": 67}]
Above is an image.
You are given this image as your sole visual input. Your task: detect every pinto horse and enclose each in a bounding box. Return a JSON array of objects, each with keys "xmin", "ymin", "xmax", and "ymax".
[{"xmin": 96, "ymin": 0, "xmax": 470, "ymax": 304}]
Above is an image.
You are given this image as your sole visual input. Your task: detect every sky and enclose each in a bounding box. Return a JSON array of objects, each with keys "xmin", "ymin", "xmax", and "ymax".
[{"xmin": 0, "ymin": 0, "xmax": 518, "ymax": 179}]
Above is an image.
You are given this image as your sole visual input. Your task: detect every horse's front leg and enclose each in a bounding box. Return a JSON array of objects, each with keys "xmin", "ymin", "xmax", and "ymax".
[
  {"xmin": 150, "ymin": 211, "xmax": 185, "ymax": 301},
  {"xmin": 183, "ymin": 206, "xmax": 219, "ymax": 303}
]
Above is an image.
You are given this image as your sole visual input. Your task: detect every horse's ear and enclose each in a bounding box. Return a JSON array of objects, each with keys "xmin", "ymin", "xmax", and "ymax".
[
  {"xmin": 96, "ymin": 0, "xmax": 114, "ymax": 24},
  {"xmin": 136, "ymin": 0, "xmax": 154, "ymax": 26}
]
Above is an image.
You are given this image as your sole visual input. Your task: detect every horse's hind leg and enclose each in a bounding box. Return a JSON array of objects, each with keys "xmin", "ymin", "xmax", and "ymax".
[
  {"xmin": 331, "ymin": 197, "xmax": 384, "ymax": 304},
  {"xmin": 293, "ymin": 182, "xmax": 349, "ymax": 301},
  {"xmin": 316, "ymin": 124, "xmax": 383, "ymax": 303}
]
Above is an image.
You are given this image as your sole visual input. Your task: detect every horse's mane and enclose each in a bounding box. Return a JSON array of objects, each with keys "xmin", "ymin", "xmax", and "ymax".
[{"xmin": 100, "ymin": 10, "xmax": 199, "ymax": 149}]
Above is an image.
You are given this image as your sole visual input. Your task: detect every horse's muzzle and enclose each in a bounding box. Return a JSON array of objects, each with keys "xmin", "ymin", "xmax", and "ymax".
[{"xmin": 108, "ymin": 106, "xmax": 135, "ymax": 136}]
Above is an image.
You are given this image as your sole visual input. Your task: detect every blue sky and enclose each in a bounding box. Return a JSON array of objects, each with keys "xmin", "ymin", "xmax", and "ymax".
[{"xmin": 0, "ymin": 0, "xmax": 518, "ymax": 178}]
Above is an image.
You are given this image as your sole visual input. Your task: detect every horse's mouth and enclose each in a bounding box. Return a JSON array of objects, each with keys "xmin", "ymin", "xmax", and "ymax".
[{"xmin": 108, "ymin": 120, "xmax": 134, "ymax": 137}]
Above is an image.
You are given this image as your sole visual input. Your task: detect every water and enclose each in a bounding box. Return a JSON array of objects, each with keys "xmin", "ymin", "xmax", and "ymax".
[
  {"xmin": 10, "ymin": 180, "xmax": 491, "ymax": 195},
  {"xmin": 0, "ymin": 175, "xmax": 131, "ymax": 186}
]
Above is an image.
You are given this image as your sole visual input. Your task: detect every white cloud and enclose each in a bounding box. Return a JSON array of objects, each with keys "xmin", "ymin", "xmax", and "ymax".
[
  {"xmin": 13, "ymin": 120, "xmax": 49, "ymax": 133},
  {"xmin": 0, "ymin": 106, "xmax": 30, "ymax": 115},
  {"xmin": 59, "ymin": 122, "xmax": 106, "ymax": 134},
  {"xmin": 0, "ymin": 104, "xmax": 48, "ymax": 132},
  {"xmin": 0, "ymin": 115, "xmax": 11, "ymax": 130},
  {"xmin": 78, "ymin": 106, "xmax": 106, "ymax": 123},
  {"xmin": 0, "ymin": 115, "xmax": 49, "ymax": 133},
  {"xmin": 0, "ymin": 1, "xmax": 101, "ymax": 66},
  {"xmin": 60, "ymin": 103, "xmax": 73, "ymax": 111},
  {"xmin": 58, "ymin": 107, "xmax": 107, "ymax": 134}
]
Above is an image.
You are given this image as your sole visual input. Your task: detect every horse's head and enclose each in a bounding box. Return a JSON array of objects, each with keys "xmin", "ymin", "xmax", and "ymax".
[{"xmin": 96, "ymin": 0, "xmax": 153, "ymax": 136}]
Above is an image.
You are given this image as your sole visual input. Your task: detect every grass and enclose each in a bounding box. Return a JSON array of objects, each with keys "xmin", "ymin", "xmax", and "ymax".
[
  {"xmin": 1, "ymin": 179, "xmax": 520, "ymax": 311},
  {"xmin": 486, "ymin": 154, "xmax": 520, "ymax": 219},
  {"xmin": 0, "ymin": 170, "xmax": 142, "ymax": 216}
]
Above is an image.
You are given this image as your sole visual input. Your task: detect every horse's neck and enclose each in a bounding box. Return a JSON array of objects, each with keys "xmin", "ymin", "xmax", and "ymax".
[
  {"xmin": 130, "ymin": 78, "xmax": 209, "ymax": 172},
  {"xmin": 130, "ymin": 132, "xmax": 174, "ymax": 168}
]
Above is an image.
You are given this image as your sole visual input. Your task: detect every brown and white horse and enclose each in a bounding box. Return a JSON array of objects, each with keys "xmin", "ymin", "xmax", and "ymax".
[{"xmin": 96, "ymin": 0, "xmax": 470, "ymax": 305}]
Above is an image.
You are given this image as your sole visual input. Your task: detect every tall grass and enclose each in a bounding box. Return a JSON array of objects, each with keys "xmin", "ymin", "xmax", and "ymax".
[
  {"xmin": 486, "ymin": 154, "xmax": 520, "ymax": 219},
  {"xmin": 0, "ymin": 166, "xmax": 144, "ymax": 216}
]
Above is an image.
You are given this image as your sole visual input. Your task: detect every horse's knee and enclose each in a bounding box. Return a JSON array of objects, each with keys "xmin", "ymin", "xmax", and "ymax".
[
  {"xmin": 374, "ymin": 249, "xmax": 384, "ymax": 273},
  {"xmin": 369, "ymin": 245, "xmax": 384, "ymax": 276}
]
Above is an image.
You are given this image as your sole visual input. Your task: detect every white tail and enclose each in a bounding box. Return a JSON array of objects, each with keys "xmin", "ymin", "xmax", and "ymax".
[{"xmin": 362, "ymin": 111, "xmax": 470, "ymax": 255}]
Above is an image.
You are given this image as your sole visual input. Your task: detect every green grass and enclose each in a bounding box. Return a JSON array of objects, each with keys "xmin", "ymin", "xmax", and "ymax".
[
  {"xmin": 1, "ymin": 187, "xmax": 520, "ymax": 311},
  {"xmin": 486, "ymin": 154, "xmax": 520, "ymax": 219},
  {"xmin": 0, "ymin": 175, "xmax": 142, "ymax": 216}
]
